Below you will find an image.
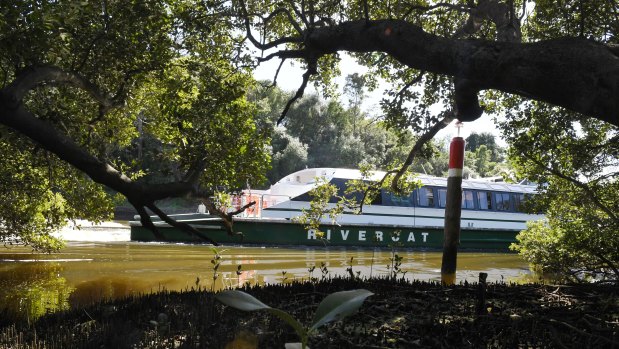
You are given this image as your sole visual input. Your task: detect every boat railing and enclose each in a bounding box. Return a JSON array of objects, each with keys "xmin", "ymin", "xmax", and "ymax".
[
  {"xmin": 260, "ymin": 194, "xmax": 292, "ymax": 209},
  {"xmin": 236, "ymin": 193, "xmax": 292, "ymax": 218}
]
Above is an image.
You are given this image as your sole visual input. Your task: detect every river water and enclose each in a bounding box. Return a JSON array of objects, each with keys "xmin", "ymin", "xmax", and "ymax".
[{"xmin": 0, "ymin": 223, "xmax": 535, "ymax": 321}]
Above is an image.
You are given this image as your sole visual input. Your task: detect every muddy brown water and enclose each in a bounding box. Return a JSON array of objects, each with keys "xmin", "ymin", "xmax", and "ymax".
[{"xmin": 0, "ymin": 240, "xmax": 535, "ymax": 321}]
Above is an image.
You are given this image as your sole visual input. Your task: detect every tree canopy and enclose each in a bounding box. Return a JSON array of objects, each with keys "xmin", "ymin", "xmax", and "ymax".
[
  {"xmin": 251, "ymin": 83, "xmax": 420, "ymax": 184},
  {"xmin": 239, "ymin": 0, "xmax": 618, "ymax": 129},
  {"xmin": 1, "ymin": 0, "xmax": 618, "ymax": 251},
  {"xmin": 0, "ymin": 1, "xmax": 270, "ymax": 249},
  {"xmin": 502, "ymin": 102, "xmax": 619, "ymax": 281}
]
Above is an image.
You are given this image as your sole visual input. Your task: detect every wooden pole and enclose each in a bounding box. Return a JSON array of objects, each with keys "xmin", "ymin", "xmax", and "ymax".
[{"xmin": 441, "ymin": 136, "xmax": 465, "ymax": 285}]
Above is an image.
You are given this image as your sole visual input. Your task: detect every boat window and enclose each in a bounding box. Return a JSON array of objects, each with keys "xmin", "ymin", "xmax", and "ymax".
[
  {"xmin": 418, "ymin": 187, "xmax": 434, "ymax": 207},
  {"xmin": 438, "ymin": 188, "xmax": 447, "ymax": 208},
  {"xmin": 388, "ymin": 193, "xmax": 412, "ymax": 207},
  {"xmin": 511, "ymin": 193, "xmax": 525, "ymax": 212},
  {"xmin": 496, "ymin": 193, "xmax": 511, "ymax": 211},
  {"xmin": 477, "ymin": 191, "xmax": 493, "ymax": 210},
  {"xmin": 291, "ymin": 177, "xmax": 383, "ymax": 205},
  {"xmin": 462, "ymin": 190, "xmax": 475, "ymax": 209}
]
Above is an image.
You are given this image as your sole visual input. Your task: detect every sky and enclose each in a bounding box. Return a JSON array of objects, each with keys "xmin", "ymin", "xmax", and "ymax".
[{"xmin": 253, "ymin": 53, "xmax": 505, "ymax": 146}]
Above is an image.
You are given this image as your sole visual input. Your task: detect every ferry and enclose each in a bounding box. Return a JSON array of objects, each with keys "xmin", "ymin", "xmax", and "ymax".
[{"xmin": 129, "ymin": 168, "xmax": 544, "ymax": 250}]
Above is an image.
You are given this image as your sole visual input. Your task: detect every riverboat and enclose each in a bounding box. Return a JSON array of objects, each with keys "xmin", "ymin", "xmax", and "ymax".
[{"xmin": 129, "ymin": 168, "xmax": 544, "ymax": 250}]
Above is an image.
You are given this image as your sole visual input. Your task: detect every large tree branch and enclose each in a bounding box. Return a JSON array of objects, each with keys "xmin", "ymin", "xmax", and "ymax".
[
  {"xmin": 0, "ymin": 97, "xmax": 225, "ymax": 243},
  {"xmin": 391, "ymin": 113, "xmax": 456, "ymax": 192},
  {"xmin": 294, "ymin": 19, "xmax": 619, "ymax": 127},
  {"xmin": 6, "ymin": 65, "xmax": 124, "ymax": 114},
  {"xmin": 592, "ymin": 251, "xmax": 619, "ymax": 278},
  {"xmin": 257, "ymin": 49, "xmax": 307, "ymax": 62},
  {"xmin": 134, "ymin": 204, "xmax": 166, "ymax": 240},
  {"xmin": 0, "ymin": 63, "xmax": 209, "ymax": 204},
  {"xmin": 146, "ymin": 203, "xmax": 219, "ymax": 245},
  {"xmin": 239, "ymin": 0, "xmax": 303, "ymax": 51},
  {"xmin": 277, "ymin": 64, "xmax": 315, "ymax": 124},
  {"xmin": 199, "ymin": 197, "xmax": 254, "ymax": 238},
  {"xmin": 1, "ymin": 102, "xmax": 136, "ymax": 194}
]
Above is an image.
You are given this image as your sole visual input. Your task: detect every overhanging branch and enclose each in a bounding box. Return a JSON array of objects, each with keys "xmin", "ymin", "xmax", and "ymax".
[
  {"xmin": 294, "ymin": 19, "xmax": 619, "ymax": 127},
  {"xmin": 0, "ymin": 92, "xmax": 218, "ymax": 244},
  {"xmin": 391, "ymin": 113, "xmax": 456, "ymax": 192},
  {"xmin": 6, "ymin": 66, "xmax": 122, "ymax": 112},
  {"xmin": 277, "ymin": 65, "xmax": 315, "ymax": 125},
  {"xmin": 147, "ymin": 203, "xmax": 219, "ymax": 245},
  {"xmin": 239, "ymin": 0, "xmax": 303, "ymax": 51}
]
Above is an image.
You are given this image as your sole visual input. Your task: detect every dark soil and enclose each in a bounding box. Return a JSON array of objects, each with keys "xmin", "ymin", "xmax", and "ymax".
[{"xmin": 1, "ymin": 277, "xmax": 618, "ymax": 348}]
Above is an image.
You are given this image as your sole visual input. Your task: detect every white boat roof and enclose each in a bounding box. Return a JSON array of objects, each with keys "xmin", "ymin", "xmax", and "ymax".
[{"xmin": 273, "ymin": 168, "xmax": 538, "ymax": 194}]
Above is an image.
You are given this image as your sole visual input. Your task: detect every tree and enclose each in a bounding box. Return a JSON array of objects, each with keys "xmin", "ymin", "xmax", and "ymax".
[
  {"xmin": 237, "ymin": 0, "xmax": 618, "ymax": 129},
  {"xmin": 501, "ymin": 102, "xmax": 619, "ymax": 281},
  {"xmin": 0, "ymin": 1, "xmax": 270, "ymax": 249},
  {"xmin": 466, "ymin": 132, "xmax": 504, "ymax": 162},
  {"xmin": 344, "ymin": 73, "xmax": 367, "ymax": 135},
  {"xmin": 343, "ymin": 73, "xmax": 366, "ymax": 111},
  {"xmin": 260, "ymin": 84, "xmax": 418, "ymax": 171},
  {"xmin": 4, "ymin": 0, "xmax": 618, "ymax": 251},
  {"xmin": 474, "ymin": 145, "xmax": 492, "ymax": 177},
  {"xmin": 267, "ymin": 128, "xmax": 308, "ymax": 185}
]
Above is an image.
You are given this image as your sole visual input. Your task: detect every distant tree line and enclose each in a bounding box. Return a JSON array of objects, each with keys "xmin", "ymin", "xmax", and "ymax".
[{"xmin": 249, "ymin": 80, "xmax": 511, "ymax": 186}]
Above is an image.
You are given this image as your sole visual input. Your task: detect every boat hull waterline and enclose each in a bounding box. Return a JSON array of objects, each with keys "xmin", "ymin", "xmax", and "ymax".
[{"xmin": 130, "ymin": 218, "xmax": 518, "ymax": 250}]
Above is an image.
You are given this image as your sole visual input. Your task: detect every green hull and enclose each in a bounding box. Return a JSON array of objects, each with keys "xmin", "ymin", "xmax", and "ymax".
[{"xmin": 130, "ymin": 218, "xmax": 518, "ymax": 250}]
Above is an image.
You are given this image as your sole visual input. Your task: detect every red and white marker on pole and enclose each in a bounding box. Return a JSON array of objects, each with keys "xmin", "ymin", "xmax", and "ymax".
[{"xmin": 441, "ymin": 122, "xmax": 465, "ymax": 285}]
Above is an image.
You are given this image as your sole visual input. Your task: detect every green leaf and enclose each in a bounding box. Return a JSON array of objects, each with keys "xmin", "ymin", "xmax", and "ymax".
[
  {"xmin": 215, "ymin": 290, "xmax": 307, "ymax": 343},
  {"xmin": 215, "ymin": 289, "xmax": 270, "ymax": 311},
  {"xmin": 310, "ymin": 289, "xmax": 374, "ymax": 332}
]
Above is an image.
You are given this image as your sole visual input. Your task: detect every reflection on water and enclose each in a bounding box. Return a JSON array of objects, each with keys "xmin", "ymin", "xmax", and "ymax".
[
  {"xmin": 0, "ymin": 242, "xmax": 534, "ymax": 321},
  {"xmin": 0, "ymin": 262, "xmax": 74, "ymax": 321}
]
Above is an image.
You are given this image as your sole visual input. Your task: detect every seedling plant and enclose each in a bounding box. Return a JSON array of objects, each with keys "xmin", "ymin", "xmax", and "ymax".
[{"xmin": 215, "ymin": 289, "xmax": 374, "ymax": 349}]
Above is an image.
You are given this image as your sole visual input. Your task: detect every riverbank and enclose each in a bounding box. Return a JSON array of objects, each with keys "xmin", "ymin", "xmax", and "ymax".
[
  {"xmin": 2, "ymin": 277, "xmax": 617, "ymax": 348},
  {"xmin": 52, "ymin": 220, "xmax": 130, "ymax": 242}
]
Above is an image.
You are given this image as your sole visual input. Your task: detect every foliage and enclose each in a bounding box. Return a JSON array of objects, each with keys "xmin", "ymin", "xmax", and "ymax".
[
  {"xmin": 0, "ymin": 263, "xmax": 74, "ymax": 321},
  {"xmin": 387, "ymin": 250, "xmax": 407, "ymax": 280},
  {"xmin": 403, "ymin": 134, "xmax": 509, "ymax": 178},
  {"xmin": 210, "ymin": 247, "xmax": 229, "ymax": 290},
  {"xmin": 0, "ymin": 138, "xmax": 116, "ymax": 252},
  {"xmin": 267, "ymin": 128, "xmax": 308, "ymax": 185},
  {"xmin": 125, "ymin": 57, "xmax": 271, "ymax": 190},
  {"xmin": 0, "ymin": 0, "xmax": 270, "ymax": 249},
  {"xmin": 253, "ymin": 81, "xmax": 512, "ymax": 188},
  {"xmin": 466, "ymin": 132, "xmax": 505, "ymax": 162},
  {"xmin": 294, "ymin": 163, "xmax": 420, "ymax": 239},
  {"xmin": 215, "ymin": 289, "xmax": 373, "ymax": 349},
  {"xmin": 250, "ymin": 84, "xmax": 419, "ymax": 185},
  {"xmin": 292, "ymin": 176, "xmax": 352, "ymax": 238},
  {"xmin": 503, "ymin": 101, "xmax": 619, "ymax": 281}
]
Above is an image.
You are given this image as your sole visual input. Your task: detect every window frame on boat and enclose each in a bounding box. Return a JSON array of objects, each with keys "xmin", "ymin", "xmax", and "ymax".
[
  {"xmin": 382, "ymin": 186, "xmax": 531, "ymax": 213},
  {"xmin": 290, "ymin": 175, "xmax": 535, "ymax": 214}
]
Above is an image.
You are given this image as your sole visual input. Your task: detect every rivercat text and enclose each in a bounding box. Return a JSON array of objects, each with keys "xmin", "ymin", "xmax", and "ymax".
[{"xmin": 307, "ymin": 229, "xmax": 429, "ymax": 243}]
